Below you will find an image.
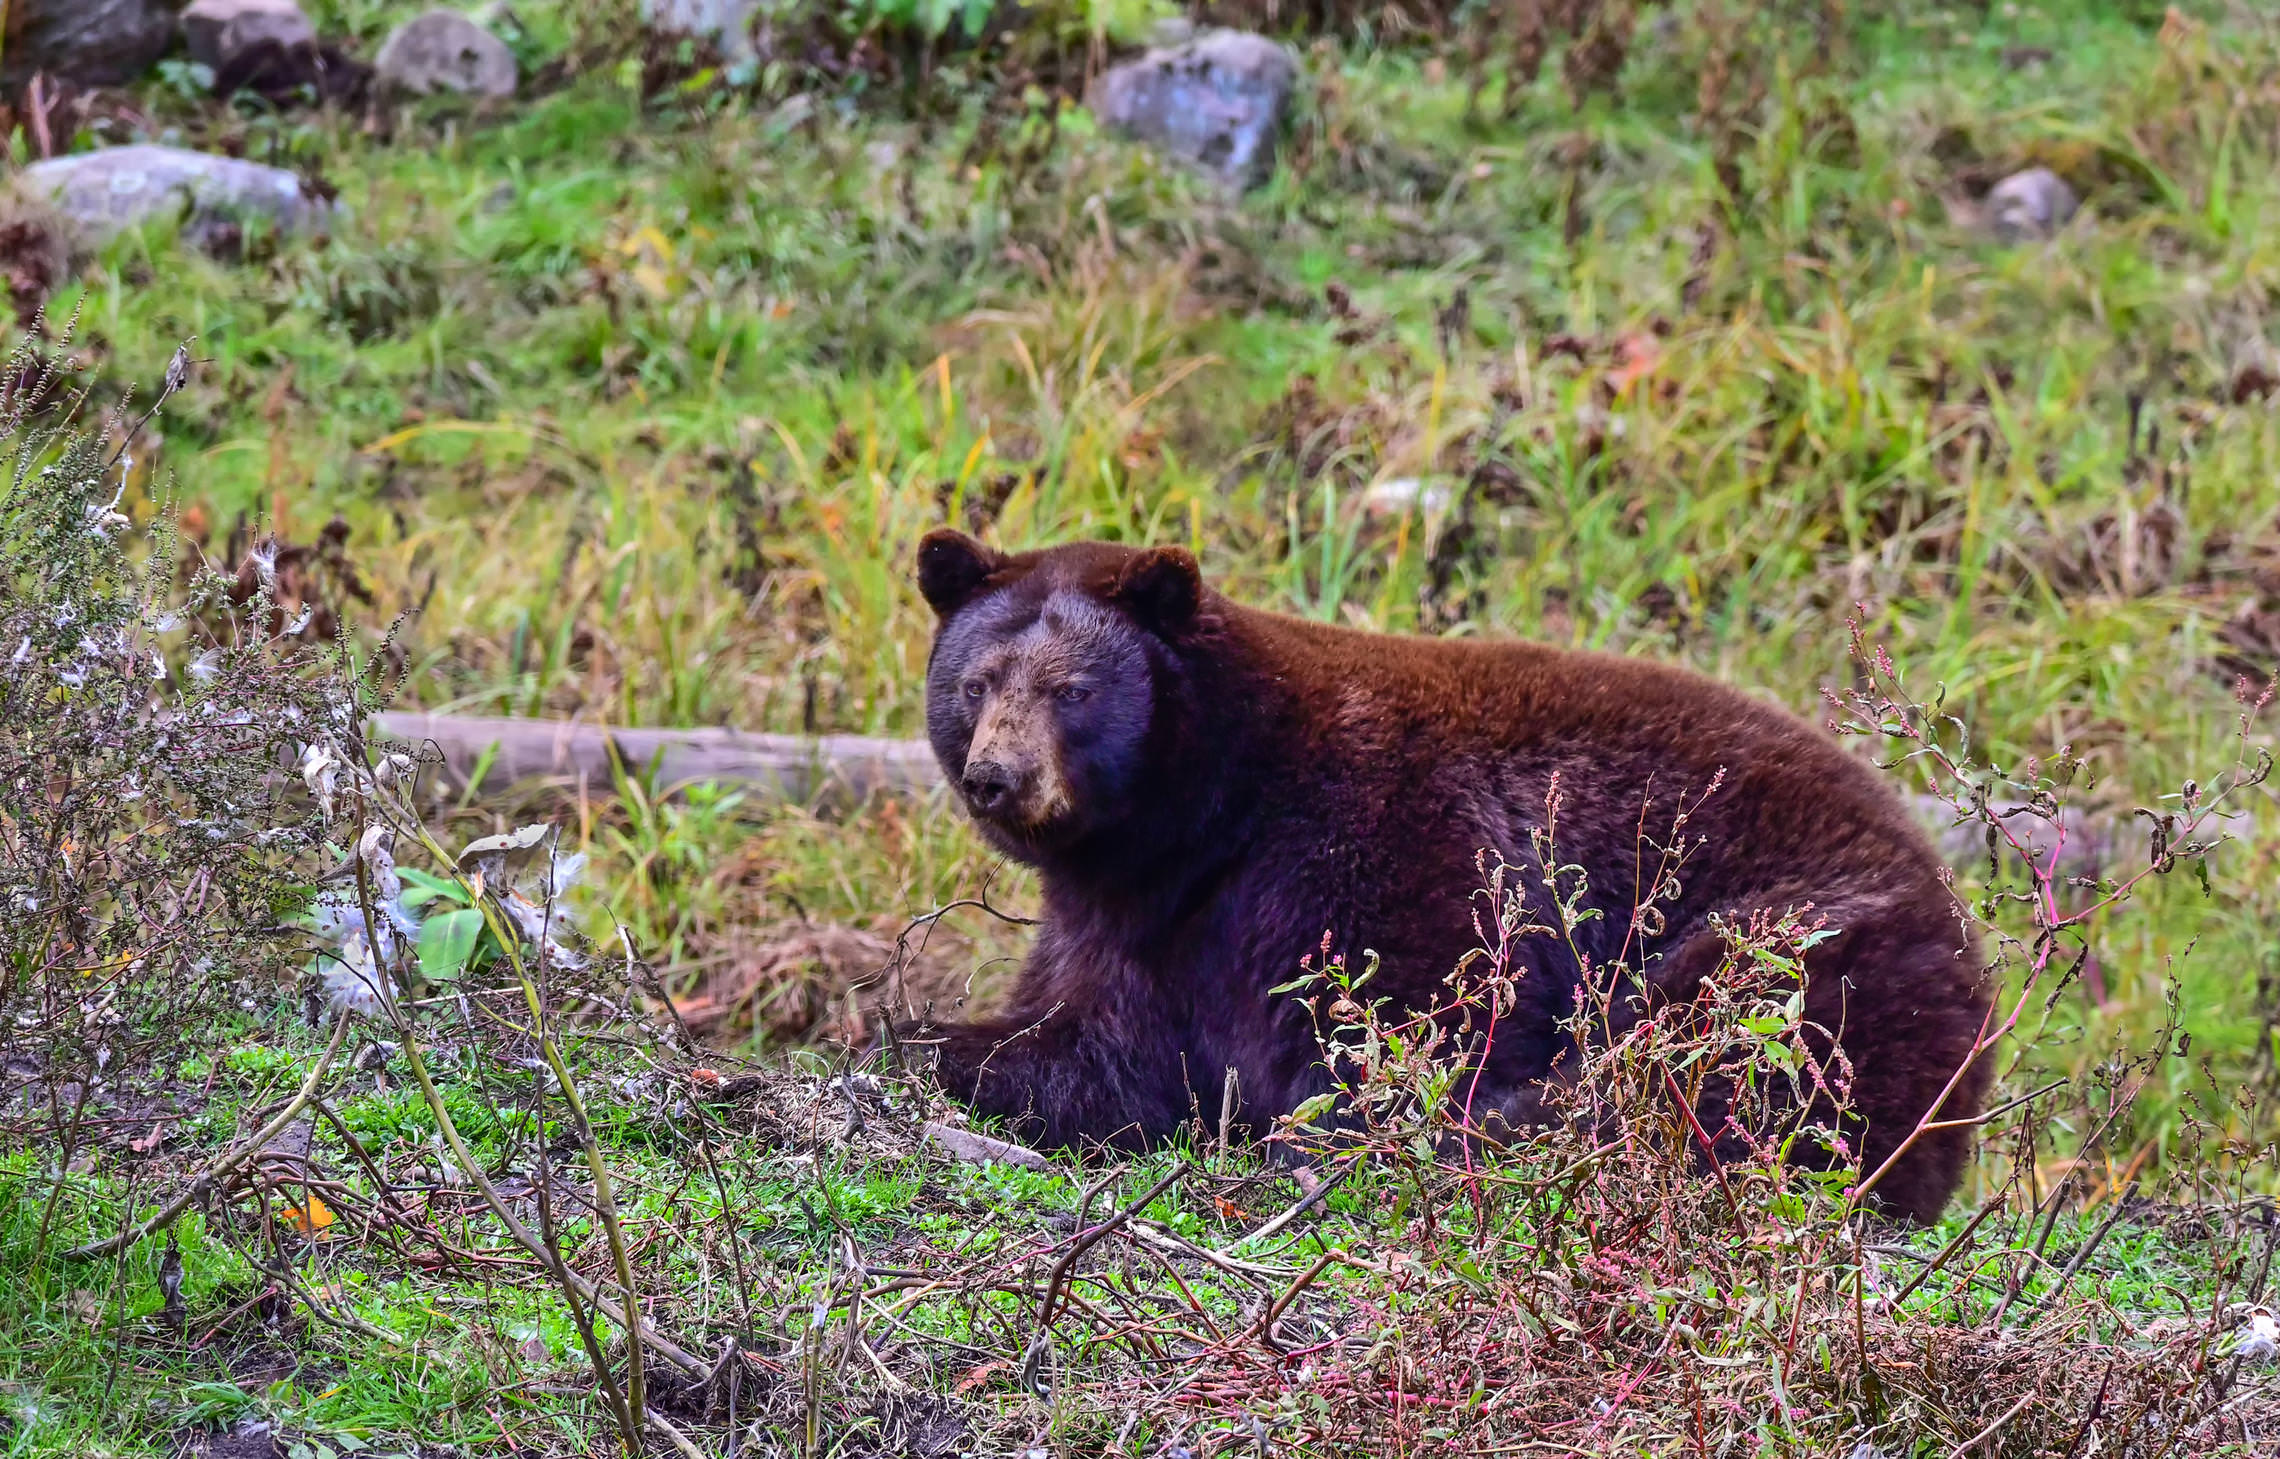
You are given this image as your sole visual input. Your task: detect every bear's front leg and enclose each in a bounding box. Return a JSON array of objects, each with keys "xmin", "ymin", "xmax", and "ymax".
[{"xmin": 904, "ymin": 1004, "xmax": 1190, "ymax": 1153}]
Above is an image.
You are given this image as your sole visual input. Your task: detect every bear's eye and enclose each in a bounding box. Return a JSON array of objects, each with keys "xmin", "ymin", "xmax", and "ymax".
[
  {"xmin": 1055, "ymin": 684, "xmax": 1091, "ymax": 704},
  {"xmin": 962, "ymin": 678, "xmax": 987, "ymax": 700}
]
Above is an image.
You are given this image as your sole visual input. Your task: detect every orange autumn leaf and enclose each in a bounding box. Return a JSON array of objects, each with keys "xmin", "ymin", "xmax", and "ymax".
[
  {"xmin": 282, "ymin": 1194, "xmax": 336, "ymax": 1234},
  {"xmin": 1606, "ymin": 332, "xmax": 1663, "ymax": 400}
]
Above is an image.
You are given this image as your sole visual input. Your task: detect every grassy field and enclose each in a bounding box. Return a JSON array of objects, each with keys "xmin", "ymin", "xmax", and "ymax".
[{"xmin": 9, "ymin": 0, "xmax": 2280, "ymax": 1451}]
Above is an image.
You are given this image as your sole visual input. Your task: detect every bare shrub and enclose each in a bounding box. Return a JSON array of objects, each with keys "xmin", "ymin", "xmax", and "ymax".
[
  {"xmin": 0, "ymin": 341, "xmax": 378, "ymax": 1252},
  {"xmin": 0, "ymin": 346, "xmax": 710, "ymax": 1450}
]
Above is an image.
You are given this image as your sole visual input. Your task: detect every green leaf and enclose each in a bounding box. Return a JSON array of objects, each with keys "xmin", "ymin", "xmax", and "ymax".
[
  {"xmin": 418, "ymin": 908, "xmax": 485, "ymax": 984},
  {"xmin": 397, "ymin": 868, "xmax": 465, "ymax": 911},
  {"xmin": 1289, "ymin": 1092, "xmax": 1339, "ymax": 1128}
]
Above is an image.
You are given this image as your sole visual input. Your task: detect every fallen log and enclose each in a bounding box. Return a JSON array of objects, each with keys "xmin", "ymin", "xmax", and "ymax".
[
  {"xmin": 372, "ymin": 711, "xmax": 2148, "ymax": 876},
  {"xmin": 372, "ymin": 711, "xmax": 945, "ymax": 805}
]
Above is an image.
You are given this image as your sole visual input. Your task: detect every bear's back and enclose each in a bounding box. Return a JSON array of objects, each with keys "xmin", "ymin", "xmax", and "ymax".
[{"xmin": 1208, "ymin": 601, "xmax": 1948, "ymax": 916}]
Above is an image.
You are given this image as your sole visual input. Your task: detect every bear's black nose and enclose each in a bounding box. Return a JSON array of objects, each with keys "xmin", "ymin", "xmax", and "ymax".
[{"xmin": 962, "ymin": 762, "xmax": 1020, "ymax": 814}]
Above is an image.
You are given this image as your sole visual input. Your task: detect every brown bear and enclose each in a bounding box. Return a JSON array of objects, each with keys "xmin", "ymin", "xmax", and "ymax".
[{"xmin": 907, "ymin": 529, "xmax": 1992, "ymax": 1221}]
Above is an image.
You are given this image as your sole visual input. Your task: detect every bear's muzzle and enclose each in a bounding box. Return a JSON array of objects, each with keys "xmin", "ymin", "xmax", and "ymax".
[{"xmin": 963, "ymin": 693, "xmax": 1073, "ymax": 829}]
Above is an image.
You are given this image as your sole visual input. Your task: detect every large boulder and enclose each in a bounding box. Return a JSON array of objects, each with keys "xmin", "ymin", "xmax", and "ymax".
[
  {"xmin": 0, "ymin": 0, "xmax": 176, "ymax": 90},
  {"xmin": 373, "ymin": 10, "xmax": 516, "ymax": 98},
  {"xmin": 16, "ymin": 145, "xmax": 335, "ymax": 253},
  {"xmin": 181, "ymin": 0, "xmax": 318, "ymax": 71},
  {"xmin": 1089, "ymin": 29, "xmax": 1298, "ymax": 192}
]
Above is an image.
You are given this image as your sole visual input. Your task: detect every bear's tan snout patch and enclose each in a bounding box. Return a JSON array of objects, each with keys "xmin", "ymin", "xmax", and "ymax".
[{"xmin": 963, "ymin": 689, "xmax": 1073, "ymax": 829}]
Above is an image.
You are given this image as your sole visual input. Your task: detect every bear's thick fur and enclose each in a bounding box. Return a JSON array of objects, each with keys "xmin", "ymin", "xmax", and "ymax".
[{"xmin": 909, "ymin": 530, "xmax": 1992, "ymax": 1220}]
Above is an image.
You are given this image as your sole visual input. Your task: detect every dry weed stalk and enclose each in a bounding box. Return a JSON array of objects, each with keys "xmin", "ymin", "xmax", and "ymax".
[{"xmin": 0, "ymin": 346, "xmax": 709, "ymax": 1453}]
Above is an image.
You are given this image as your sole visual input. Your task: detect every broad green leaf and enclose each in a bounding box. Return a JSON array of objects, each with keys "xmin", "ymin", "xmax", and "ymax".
[
  {"xmin": 397, "ymin": 868, "xmax": 464, "ymax": 910},
  {"xmin": 419, "ymin": 908, "xmax": 485, "ymax": 984}
]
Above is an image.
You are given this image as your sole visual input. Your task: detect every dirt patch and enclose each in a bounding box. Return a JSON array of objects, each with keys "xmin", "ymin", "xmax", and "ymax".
[
  {"xmin": 2, "ymin": 1049, "xmax": 210, "ymax": 1161},
  {"xmin": 671, "ymin": 917, "xmax": 988, "ymax": 1050},
  {"xmin": 175, "ymin": 1420, "xmax": 277, "ymax": 1459}
]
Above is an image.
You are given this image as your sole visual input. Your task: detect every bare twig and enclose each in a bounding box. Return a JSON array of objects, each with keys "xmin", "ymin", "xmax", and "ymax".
[
  {"xmin": 1233, "ymin": 1163, "xmax": 1351, "ymax": 1247},
  {"xmin": 63, "ymin": 1014, "xmax": 353, "ymax": 1261},
  {"xmin": 1951, "ymin": 1392, "xmax": 2035, "ymax": 1456},
  {"xmin": 1038, "ymin": 1163, "xmax": 1190, "ymax": 1329},
  {"xmin": 2025, "ymin": 1183, "xmax": 2139, "ymax": 1321}
]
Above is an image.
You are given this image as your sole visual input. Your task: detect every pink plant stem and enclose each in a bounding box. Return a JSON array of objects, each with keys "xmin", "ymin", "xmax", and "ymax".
[{"xmin": 1847, "ymin": 661, "xmax": 2225, "ymax": 1205}]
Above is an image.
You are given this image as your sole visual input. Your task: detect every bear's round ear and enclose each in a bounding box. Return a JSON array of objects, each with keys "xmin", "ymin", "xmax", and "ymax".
[
  {"xmin": 1112, "ymin": 546, "xmax": 1202, "ymax": 634},
  {"xmin": 916, "ymin": 529, "xmax": 1004, "ymax": 618}
]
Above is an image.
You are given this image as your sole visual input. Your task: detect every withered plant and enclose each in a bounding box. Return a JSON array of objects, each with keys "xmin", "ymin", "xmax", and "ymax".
[{"xmin": 0, "ymin": 339, "xmax": 374, "ymax": 1260}]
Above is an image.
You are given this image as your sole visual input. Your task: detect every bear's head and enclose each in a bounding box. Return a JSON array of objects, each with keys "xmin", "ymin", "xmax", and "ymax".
[{"xmin": 915, "ymin": 529, "xmax": 1203, "ymax": 857}]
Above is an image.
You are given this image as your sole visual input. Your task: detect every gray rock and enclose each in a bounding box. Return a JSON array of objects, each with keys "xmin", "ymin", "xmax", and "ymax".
[
  {"xmin": 15, "ymin": 145, "xmax": 335, "ymax": 253},
  {"xmin": 373, "ymin": 10, "xmax": 517, "ymax": 99},
  {"xmin": 1090, "ymin": 29, "xmax": 1299, "ymax": 191},
  {"xmin": 642, "ymin": 0, "xmax": 760, "ymax": 73},
  {"xmin": 182, "ymin": 0, "xmax": 319, "ymax": 73},
  {"xmin": 0, "ymin": 0, "xmax": 176, "ymax": 89},
  {"xmin": 1986, "ymin": 166, "xmax": 2079, "ymax": 242}
]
